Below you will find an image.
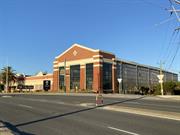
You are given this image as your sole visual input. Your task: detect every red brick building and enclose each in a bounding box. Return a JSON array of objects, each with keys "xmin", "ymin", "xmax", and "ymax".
[{"xmin": 53, "ymin": 43, "xmax": 117, "ymax": 93}]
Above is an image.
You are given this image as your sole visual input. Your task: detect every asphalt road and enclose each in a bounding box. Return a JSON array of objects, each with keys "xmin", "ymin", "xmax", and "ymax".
[{"xmin": 0, "ymin": 94, "xmax": 180, "ymax": 135}]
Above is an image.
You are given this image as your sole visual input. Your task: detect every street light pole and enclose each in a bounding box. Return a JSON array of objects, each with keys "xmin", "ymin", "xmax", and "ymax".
[{"xmin": 6, "ymin": 66, "xmax": 8, "ymax": 93}]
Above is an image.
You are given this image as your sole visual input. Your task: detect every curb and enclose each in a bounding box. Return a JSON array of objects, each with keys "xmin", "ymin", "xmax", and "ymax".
[
  {"xmin": 101, "ymin": 105, "xmax": 180, "ymax": 121},
  {"xmin": 0, "ymin": 123, "xmax": 14, "ymax": 135}
]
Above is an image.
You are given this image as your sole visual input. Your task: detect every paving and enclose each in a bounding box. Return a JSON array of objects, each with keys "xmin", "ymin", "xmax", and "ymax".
[
  {"xmin": 0, "ymin": 94, "xmax": 179, "ymax": 135},
  {"xmin": 0, "ymin": 122, "xmax": 14, "ymax": 135}
]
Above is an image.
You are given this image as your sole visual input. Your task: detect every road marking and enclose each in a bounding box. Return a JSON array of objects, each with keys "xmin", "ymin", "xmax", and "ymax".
[
  {"xmin": 125, "ymin": 101, "xmax": 180, "ymax": 109},
  {"xmin": 1, "ymin": 95, "xmax": 12, "ymax": 98},
  {"xmin": 125, "ymin": 101, "xmax": 140, "ymax": 104},
  {"xmin": 18, "ymin": 104, "xmax": 33, "ymax": 109},
  {"xmin": 108, "ymin": 126, "xmax": 140, "ymax": 135}
]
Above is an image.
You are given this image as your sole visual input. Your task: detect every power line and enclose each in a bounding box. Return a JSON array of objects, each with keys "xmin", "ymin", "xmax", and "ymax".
[
  {"xmin": 164, "ymin": 30, "xmax": 179, "ymax": 64},
  {"xmin": 163, "ymin": 0, "xmax": 180, "ymax": 70},
  {"xmin": 157, "ymin": 18, "xmax": 174, "ymax": 63},
  {"xmin": 168, "ymin": 39, "xmax": 180, "ymax": 69}
]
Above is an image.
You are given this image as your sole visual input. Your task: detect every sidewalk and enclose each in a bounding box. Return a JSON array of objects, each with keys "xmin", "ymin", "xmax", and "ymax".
[
  {"xmin": 0, "ymin": 122, "xmax": 14, "ymax": 135},
  {"xmin": 1, "ymin": 92, "xmax": 180, "ymax": 101},
  {"xmin": 156, "ymin": 95, "xmax": 180, "ymax": 101}
]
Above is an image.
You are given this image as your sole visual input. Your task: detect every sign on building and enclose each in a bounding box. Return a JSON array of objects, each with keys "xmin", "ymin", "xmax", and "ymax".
[{"xmin": 43, "ymin": 80, "xmax": 51, "ymax": 91}]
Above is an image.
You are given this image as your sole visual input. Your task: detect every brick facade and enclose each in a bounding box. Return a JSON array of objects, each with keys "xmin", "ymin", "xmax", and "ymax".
[{"xmin": 52, "ymin": 43, "xmax": 116, "ymax": 93}]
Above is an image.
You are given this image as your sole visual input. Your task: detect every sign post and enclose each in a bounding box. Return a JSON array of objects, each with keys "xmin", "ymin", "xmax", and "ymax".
[
  {"xmin": 157, "ymin": 74, "xmax": 164, "ymax": 95},
  {"xmin": 117, "ymin": 78, "xmax": 122, "ymax": 94}
]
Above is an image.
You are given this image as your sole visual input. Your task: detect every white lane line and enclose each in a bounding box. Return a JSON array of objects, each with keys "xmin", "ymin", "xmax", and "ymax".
[
  {"xmin": 18, "ymin": 104, "xmax": 33, "ymax": 109},
  {"xmin": 1, "ymin": 95, "xmax": 12, "ymax": 98},
  {"xmin": 125, "ymin": 101, "xmax": 180, "ymax": 109},
  {"xmin": 108, "ymin": 126, "xmax": 140, "ymax": 135}
]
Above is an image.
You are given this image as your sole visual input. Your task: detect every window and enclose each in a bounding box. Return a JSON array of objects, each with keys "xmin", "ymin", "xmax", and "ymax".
[
  {"xmin": 103, "ymin": 63, "xmax": 112, "ymax": 90},
  {"xmin": 86, "ymin": 63, "xmax": 93, "ymax": 90},
  {"xmin": 70, "ymin": 65, "xmax": 80, "ymax": 90}
]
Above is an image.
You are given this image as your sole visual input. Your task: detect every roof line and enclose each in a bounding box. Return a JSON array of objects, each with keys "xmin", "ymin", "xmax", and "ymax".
[{"xmin": 55, "ymin": 43, "xmax": 98, "ymax": 59}]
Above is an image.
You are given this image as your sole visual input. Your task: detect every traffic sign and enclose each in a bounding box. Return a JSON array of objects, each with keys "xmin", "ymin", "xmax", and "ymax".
[
  {"xmin": 157, "ymin": 75, "xmax": 164, "ymax": 80},
  {"xmin": 117, "ymin": 78, "xmax": 122, "ymax": 83}
]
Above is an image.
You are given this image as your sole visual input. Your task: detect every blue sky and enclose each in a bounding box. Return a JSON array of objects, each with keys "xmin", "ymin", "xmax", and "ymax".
[{"xmin": 0, "ymin": 0, "xmax": 179, "ymax": 75}]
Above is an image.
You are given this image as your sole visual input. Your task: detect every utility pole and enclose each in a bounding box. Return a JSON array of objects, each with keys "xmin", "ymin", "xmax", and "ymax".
[
  {"xmin": 168, "ymin": 0, "xmax": 180, "ymax": 22},
  {"xmin": 157, "ymin": 61, "xmax": 164, "ymax": 95}
]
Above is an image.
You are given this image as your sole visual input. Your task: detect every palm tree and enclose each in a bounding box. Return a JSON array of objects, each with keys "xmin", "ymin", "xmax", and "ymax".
[{"xmin": 0, "ymin": 66, "xmax": 16, "ymax": 91}]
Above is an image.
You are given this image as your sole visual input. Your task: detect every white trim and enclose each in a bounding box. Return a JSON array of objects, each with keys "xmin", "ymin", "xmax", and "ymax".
[
  {"xmin": 58, "ymin": 58, "xmax": 94, "ymax": 67},
  {"xmin": 94, "ymin": 64, "xmax": 103, "ymax": 67},
  {"xmin": 103, "ymin": 58, "xmax": 113, "ymax": 64},
  {"xmin": 113, "ymin": 62, "xmax": 117, "ymax": 65},
  {"xmin": 55, "ymin": 43, "xmax": 98, "ymax": 59},
  {"xmin": 53, "ymin": 69, "xmax": 58, "ymax": 71},
  {"xmin": 93, "ymin": 55, "xmax": 103, "ymax": 58},
  {"xmin": 53, "ymin": 61, "xmax": 58, "ymax": 64},
  {"xmin": 53, "ymin": 65, "xmax": 58, "ymax": 68},
  {"xmin": 93, "ymin": 59, "xmax": 103, "ymax": 63}
]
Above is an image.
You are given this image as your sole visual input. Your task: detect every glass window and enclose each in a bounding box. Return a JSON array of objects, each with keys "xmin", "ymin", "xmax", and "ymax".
[
  {"xmin": 116, "ymin": 63, "xmax": 122, "ymax": 79},
  {"xmin": 86, "ymin": 63, "xmax": 93, "ymax": 90},
  {"xmin": 70, "ymin": 65, "xmax": 80, "ymax": 90},
  {"xmin": 138, "ymin": 67, "xmax": 149, "ymax": 87},
  {"xmin": 103, "ymin": 63, "xmax": 112, "ymax": 90},
  {"xmin": 122, "ymin": 64, "xmax": 137, "ymax": 91}
]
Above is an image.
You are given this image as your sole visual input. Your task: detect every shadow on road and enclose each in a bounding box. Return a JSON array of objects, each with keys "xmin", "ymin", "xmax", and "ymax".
[
  {"xmin": 1, "ymin": 96, "xmax": 145, "ymax": 129},
  {"xmin": 0, "ymin": 120, "xmax": 35, "ymax": 135}
]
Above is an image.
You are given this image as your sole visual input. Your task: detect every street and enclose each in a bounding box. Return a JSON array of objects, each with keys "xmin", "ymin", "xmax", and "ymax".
[{"xmin": 0, "ymin": 94, "xmax": 180, "ymax": 135}]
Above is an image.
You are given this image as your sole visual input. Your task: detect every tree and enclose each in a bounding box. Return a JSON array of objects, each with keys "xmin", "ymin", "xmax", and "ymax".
[
  {"xmin": 0, "ymin": 66, "xmax": 16, "ymax": 91},
  {"xmin": 16, "ymin": 74, "xmax": 25, "ymax": 85}
]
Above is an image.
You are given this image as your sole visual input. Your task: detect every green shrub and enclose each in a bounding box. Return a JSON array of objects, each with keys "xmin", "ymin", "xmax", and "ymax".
[
  {"xmin": 152, "ymin": 84, "xmax": 161, "ymax": 95},
  {"xmin": 152, "ymin": 81, "xmax": 177, "ymax": 95}
]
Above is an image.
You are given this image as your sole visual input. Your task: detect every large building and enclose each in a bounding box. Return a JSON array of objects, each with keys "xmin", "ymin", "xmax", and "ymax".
[
  {"xmin": 50, "ymin": 43, "xmax": 178, "ymax": 94},
  {"xmin": 14, "ymin": 43, "xmax": 177, "ymax": 93}
]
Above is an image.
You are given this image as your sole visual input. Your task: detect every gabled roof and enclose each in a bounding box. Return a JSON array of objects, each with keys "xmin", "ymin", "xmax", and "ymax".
[{"xmin": 55, "ymin": 43, "xmax": 98, "ymax": 59}]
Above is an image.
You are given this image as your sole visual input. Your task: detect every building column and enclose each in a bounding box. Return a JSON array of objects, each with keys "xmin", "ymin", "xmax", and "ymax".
[
  {"xmin": 93, "ymin": 55, "xmax": 103, "ymax": 93},
  {"xmin": 136, "ymin": 65, "xmax": 139, "ymax": 90},
  {"xmin": 112, "ymin": 58, "xmax": 117, "ymax": 93},
  {"xmin": 80, "ymin": 65, "xmax": 85, "ymax": 91},
  {"xmin": 65, "ymin": 67, "xmax": 70, "ymax": 93},
  {"xmin": 52, "ymin": 70, "xmax": 59, "ymax": 92}
]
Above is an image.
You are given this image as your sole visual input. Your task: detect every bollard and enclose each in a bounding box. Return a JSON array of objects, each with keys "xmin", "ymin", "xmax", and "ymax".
[{"xmin": 96, "ymin": 94, "xmax": 103, "ymax": 106}]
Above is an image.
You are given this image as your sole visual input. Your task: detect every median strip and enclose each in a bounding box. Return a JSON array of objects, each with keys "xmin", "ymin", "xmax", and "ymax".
[{"xmin": 102, "ymin": 106, "xmax": 180, "ymax": 121}]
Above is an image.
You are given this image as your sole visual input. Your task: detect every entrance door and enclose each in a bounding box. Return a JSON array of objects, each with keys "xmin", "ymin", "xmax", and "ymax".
[
  {"xmin": 70, "ymin": 65, "xmax": 80, "ymax": 92},
  {"xmin": 86, "ymin": 63, "xmax": 93, "ymax": 91}
]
